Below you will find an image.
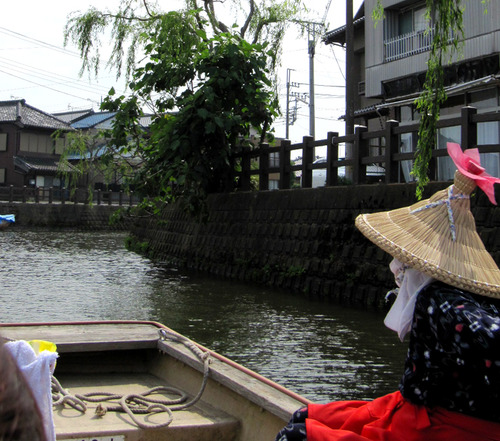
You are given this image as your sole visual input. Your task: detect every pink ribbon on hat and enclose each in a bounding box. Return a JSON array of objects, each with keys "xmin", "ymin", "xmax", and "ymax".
[{"xmin": 447, "ymin": 142, "xmax": 500, "ymax": 205}]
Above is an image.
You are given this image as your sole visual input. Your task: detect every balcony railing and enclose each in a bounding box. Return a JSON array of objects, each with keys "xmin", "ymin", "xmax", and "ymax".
[{"xmin": 384, "ymin": 28, "xmax": 434, "ymax": 62}]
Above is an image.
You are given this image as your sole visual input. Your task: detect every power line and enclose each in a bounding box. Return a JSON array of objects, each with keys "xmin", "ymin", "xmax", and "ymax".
[
  {"xmin": 0, "ymin": 57, "xmax": 113, "ymax": 95},
  {"xmin": 0, "ymin": 26, "xmax": 80, "ymax": 58},
  {"xmin": 0, "ymin": 68, "xmax": 100, "ymax": 103}
]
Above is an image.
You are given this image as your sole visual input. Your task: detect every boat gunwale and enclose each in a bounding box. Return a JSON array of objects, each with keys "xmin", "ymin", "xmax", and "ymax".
[{"xmin": 0, "ymin": 320, "xmax": 312, "ymax": 412}]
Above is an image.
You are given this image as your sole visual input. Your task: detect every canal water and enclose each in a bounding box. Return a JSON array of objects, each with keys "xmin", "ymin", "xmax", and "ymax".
[{"xmin": 0, "ymin": 229, "xmax": 407, "ymax": 404}]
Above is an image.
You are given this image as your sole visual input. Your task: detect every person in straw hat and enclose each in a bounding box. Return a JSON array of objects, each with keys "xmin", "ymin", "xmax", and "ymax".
[{"xmin": 275, "ymin": 142, "xmax": 500, "ymax": 441}]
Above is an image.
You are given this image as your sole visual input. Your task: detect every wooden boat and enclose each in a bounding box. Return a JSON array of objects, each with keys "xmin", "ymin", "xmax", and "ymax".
[{"xmin": 0, "ymin": 320, "xmax": 310, "ymax": 441}]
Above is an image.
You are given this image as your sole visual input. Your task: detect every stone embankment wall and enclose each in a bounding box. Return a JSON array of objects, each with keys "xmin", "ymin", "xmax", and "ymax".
[
  {"xmin": 131, "ymin": 181, "xmax": 500, "ymax": 309},
  {"xmin": 0, "ymin": 202, "xmax": 131, "ymax": 230}
]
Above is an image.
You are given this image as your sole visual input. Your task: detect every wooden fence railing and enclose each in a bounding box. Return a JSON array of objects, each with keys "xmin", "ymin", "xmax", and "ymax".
[
  {"xmin": 0, "ymin": 186, "xmax": 137, "ymax": 206},
  {"xmin": 232, "ymin": 106, "xmax": 500, "ymax": 191},
  {"xmin": 3, "ymin": 106, "xmax": 498, "ymax": 200}
]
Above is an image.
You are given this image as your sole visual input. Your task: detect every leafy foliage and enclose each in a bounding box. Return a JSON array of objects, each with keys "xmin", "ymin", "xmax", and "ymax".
[
  {"xmin": 413, "ymin": 0, "xmax": 465, "ymax": 199},
  {"xmin": 64, "ymin": 0, "xmax": 304, "ymax": 80},
  {"xmin": 103, "ymin": 30, "xmax": 278, "ymax": 217},
  {"xmin": 55, "ymin": 127, "xmax": 141, "ymax": 204},
  {"xmin": 63, "ymin": 1, "xmax": 303, "ymax": 218}
]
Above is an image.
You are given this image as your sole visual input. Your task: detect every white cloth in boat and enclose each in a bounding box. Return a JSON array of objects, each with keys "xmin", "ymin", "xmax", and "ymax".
[{"xmin": 5, "ymin": 340, "xmax": 58, "ymax": 441}]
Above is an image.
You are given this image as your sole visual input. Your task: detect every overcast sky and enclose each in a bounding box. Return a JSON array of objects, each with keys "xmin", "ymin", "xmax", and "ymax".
[{"xmin": 0, "ymin": 0, "xmax": 363, "ymax": 144}]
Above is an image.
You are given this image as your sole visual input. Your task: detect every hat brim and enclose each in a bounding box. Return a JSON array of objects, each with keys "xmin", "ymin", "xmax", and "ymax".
[{"xmin": 355, "ymin": 186, "xmax": 500, "ymax": 298}]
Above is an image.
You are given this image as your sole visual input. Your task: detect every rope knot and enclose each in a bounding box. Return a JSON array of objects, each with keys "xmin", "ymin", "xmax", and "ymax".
[{"xmin": 95, "ymin": 404, "xmax": 107, "ymax": 417}]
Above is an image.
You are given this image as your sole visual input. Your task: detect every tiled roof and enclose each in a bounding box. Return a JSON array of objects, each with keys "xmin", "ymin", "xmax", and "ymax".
[
  {"xmin": 323, "ymin": 17, "xmax": 365, "ymax": 45},
  {"xmin": 94, "ymin": 114, "xmax": 153, "ymax": 130},
  {"xmin": 71, "ymin": 112, "xmax": 117, "ymax": 129},
  {"xmin": 14, "ymin": 156, "xmax": 74, "ymax": 174},
  {"xmin": 0, "ymin": 100, "xmax": 72, "ymax": 130},
  {"xmin": 53, "ymin": 108, "xmax": 94, "ymax": 124}
]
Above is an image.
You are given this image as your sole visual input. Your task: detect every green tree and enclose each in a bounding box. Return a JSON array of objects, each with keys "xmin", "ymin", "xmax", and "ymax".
[
  {"xmin": 55, "ymin": 128, "xmax": 142, "ymax": 203},
  {"xmin": 63, "ymin": 1, "xmax": 304, "ymax": 217}
]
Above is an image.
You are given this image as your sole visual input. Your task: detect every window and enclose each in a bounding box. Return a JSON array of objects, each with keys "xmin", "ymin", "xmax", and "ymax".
[
  {"xmin": 391, "ymin": 5, "xmax": 427, "ymax": 37},
  {"xmin": 0, "ymin": 133, "xmax": 6, "ymax": 151},
  {"xmin": 269, "ymin": 152, "xmax": 279, "ymax": 168},
  {"xmin": 437, "ymin": 126, "xmax": 461, "ymax": 181},
  {"xmin": 384, "ymin": 4, "xmax": 431, "ymax": 62},
  {"xmin": 20, "ymin": 133, "xmax": 54, "ymax": 153},
  {"xmin": 399, "ymin": 133, "xmax": 415, "ymax": 183},
  {"xmin": 478, "ymin": 122, "xmax": 500, "ymax": 178},
  {"xmin": 55, "ymin": 137, "xmax": 66, "ymax": 155},
  {"xmin": 269, "ymin": 180, "xmax": 279, "ymax": 190}
]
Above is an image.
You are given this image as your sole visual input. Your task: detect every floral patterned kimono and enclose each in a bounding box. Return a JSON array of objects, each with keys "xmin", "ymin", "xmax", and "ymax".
[{"xmin": 276, "ymin": 282, "xmax": 500, "ymax": 441}]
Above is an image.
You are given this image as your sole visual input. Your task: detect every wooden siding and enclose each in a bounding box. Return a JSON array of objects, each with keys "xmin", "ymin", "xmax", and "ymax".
[{"xmin": 364, "ymin": 0, "xmax": 500, "ymax": 98}]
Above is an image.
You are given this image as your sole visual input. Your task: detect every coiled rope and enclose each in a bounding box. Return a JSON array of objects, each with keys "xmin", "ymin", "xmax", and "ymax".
[{"xmin": 51, "ymin": 328, "xmax": 211, "ymax": 429}]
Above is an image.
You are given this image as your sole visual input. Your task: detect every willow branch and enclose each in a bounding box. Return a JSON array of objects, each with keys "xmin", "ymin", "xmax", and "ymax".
[
  {"xmin": 142, "ymin": 0, "xmax": 155, "ymax": 18},
  {"xmin": 204, "ymin": 0, "xmax": 229, "ymax": 34},
  {"xmin": 97, "ymin": 11, "xmax": 157, "ymax": 22},
  {"xmin": 240, "ymin": 0, "xmax": 255, "ymax": 38}
]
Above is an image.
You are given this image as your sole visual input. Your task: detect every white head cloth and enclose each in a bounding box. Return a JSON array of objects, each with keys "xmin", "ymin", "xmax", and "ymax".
[{"xmin": 384, "ymin": 258, "xmax": 434, "ymax": 341}]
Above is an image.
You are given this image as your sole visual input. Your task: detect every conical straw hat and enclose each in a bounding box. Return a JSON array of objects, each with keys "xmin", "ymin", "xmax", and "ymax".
[{"xmin": 355, "ymin": 169, "xmax": 500, "ymax": 298}]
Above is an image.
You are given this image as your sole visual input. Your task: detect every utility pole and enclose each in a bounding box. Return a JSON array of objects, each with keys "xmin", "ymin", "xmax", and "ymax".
[
  {"xmin": 291, "ymin": 1, "xmax": 332, "ymax": 140},
  {"xmin": 291, "ymin": 20, "xmax": 323, "ymax": 139},
  {"xmin": 290, "ymin": 20, "xmax": 321, "ymax": 138},
  {"xmin": 345, "ymin": 0, "xmax": 355, "ymax": 178},
  {"xmin": 286, "ymin": 68, "xmax": 294, "ymax": 140},
  {"xmin": 308, "ymin": 24, "xmax": 317, "ymax": 139},
  {"xmin": 346, "ymin": 0, "xmax": 355, "ymax": 137}
]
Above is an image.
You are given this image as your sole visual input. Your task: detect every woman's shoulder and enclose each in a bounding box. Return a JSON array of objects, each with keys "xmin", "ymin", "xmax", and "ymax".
[
  {"xmin": 413, "ymin": 281, "xmax": 500, "ymax": 343},
  {"xmin": 417, "ymin": 281, "xmax": 500, "ymax": 313}
]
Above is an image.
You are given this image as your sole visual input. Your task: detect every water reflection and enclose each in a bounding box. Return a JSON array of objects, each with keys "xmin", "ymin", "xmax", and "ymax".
[{"xmin": 0, "ymin": 229, "xmax": 406, "ymax": 402}]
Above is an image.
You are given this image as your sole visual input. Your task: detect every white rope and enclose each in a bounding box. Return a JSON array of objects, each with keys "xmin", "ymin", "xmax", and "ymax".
[{"xmin": 52, "ymin": 329, "xmax": 212, "ymax": 430}]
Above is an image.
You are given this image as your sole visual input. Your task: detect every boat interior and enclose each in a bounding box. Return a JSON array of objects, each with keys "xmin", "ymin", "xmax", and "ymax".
[{"xmin": 0, "ymin": 321, "xmax": 306, "ymax": 441}]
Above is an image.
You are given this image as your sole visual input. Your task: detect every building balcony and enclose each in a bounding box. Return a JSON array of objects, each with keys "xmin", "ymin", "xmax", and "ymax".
[{"xmin": 384, "ymin": 28, "xmax": 434, "ymax": 62}]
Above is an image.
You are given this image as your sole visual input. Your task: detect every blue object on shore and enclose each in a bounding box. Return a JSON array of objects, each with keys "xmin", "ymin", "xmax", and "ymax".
[{"xmin": 0, "ymin": 214, "xmax": 15, "ymax": 223}]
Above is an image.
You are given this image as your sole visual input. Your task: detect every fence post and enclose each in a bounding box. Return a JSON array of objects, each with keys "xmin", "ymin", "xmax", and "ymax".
[
  {"xmin": 129, "ymin": 191, "xmax": 133, "ymax": 206},
  {"xmin": 240, "ymin": 147, "xmax": 251, "ymax": 191},
  {"xmin": 119, "ymin": 190, "xmax": 123, "ymax": 206},
  {"xmin": 35, "ymin": 187, "xmax": 40, "ymax": 204},
  {"xmin": 48, "ymin": 187, "xmax": 53, "ymax": 204},
  {"xmin": 279, "ymin": 139, "xmax": 291, "ymax": 189},
  {"xmin": 97, "ymin": 189, "xmax": 102, "ymax": 205},
  {"xmin": 259, "ymin": 143, "xmax": 269, "ymax": 191},
  {"xmin": 326, "ymin": 132, "xmax": 339, "ymax": 186},
  {"xmin": 22, "ymin": 186, "xmax": 27, "ymax": 203},
  {"xmin": 9, "ymin": 185, "xmax": 13, "ymax": 203},
  {"xmin": 461, "ymin": 106, "xmax": 477, "ymax": 150},
  {"xmin": 74, "ymin": 189, "xmax": 78, "ymax": 205},
  {"xmin": 108, "ymin": 191, "xmax": 112, "ymax": 205},
  {"xmin": 384, "ymin": 120, "xmax": 399, "ymax": 183},
  {"xmin": 352, "ymin": 126, "xmax": 368, "ymax": 185},
  {"xmin": 301, "ymin": 136, "xmax": 314, "ymax": 188},
  {"xmin": 224, "ymin": 155, "xmax": 235, "ymax": 192},
  {"xmin": 61, "ymin": 187, "xmax": 66, "ymax": 205}
]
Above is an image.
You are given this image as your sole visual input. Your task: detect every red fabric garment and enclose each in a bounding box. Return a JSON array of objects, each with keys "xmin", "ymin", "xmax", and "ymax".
[{"xmin": 306, "ymin": 391, "xmax": 500, "ymax": 441}]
